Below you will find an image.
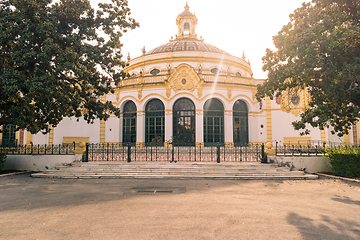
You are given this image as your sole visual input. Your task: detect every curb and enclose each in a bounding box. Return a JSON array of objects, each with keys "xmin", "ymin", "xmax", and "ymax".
[
  {"xmin": 0, "ymin": 171, "xmax": 31, "ymax": 177},
  {"xmin": 316, "ymin": 173, "xmax": 360, "ymax": 183}
]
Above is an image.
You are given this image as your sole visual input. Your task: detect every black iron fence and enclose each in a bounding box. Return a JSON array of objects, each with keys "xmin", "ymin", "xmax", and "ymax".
[
  {"xmin": 275, "ymin": 141, "xmax": 347, "ymax": 156},
  {"xmin": 0, "ymin": 143, "xmax": 76, "ymax": 155},
  {"xmin": 84, "ymin": 143, "xmax": 265, "ymax": 163}
]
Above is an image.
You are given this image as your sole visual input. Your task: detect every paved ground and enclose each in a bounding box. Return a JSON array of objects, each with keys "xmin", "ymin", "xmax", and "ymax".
[{"xmin": 0, "ymin": 173, "xmax": 360, "ymax": 240}]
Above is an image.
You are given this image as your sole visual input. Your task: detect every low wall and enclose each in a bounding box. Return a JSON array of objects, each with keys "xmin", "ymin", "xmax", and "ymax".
[
  {"xmin": 268, "ymin": 155, "xmax": 332, "ymax": 173},
  {"xmin": 4, "ymin": 154, "xmax": 82, "ymax": 171}
]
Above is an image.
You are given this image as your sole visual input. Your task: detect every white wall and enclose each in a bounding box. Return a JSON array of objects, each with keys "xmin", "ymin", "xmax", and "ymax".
[
  {"xmin": 4, "ymin": 154, "xmax": 81, "ymax": 171},
  {"xmin": 53, "ymin": 117, "xmax": 101, "ymax": 144},
  {"xmin": 268, "ymin": 155, "xmax": 332, "ymax": 173}
]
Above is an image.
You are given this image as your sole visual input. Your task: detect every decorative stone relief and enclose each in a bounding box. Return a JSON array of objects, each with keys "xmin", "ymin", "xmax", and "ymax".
[
  {"xmin": 137, "ymin": 111, "xmax": 145, "ymax": 117},
  {"xmin": 227, "ymin": 88, "xmax": 232, "ymax": 99},
  {"xmin": 165, "ymin": 64, "xmax": 203, "ymax": 98},
  {"xmin": 277, "ymin": 87, "xmax": 311, "ymax": 116},
  {"xmin": 224, "ymin": 110, "xmax": 233, "ymax": 116},
  {"xmin": 196, "ymin": 110, "xmax": 203, "ymax": 115},
  {"xmin": 138, "ymin": 89, "xmax": 142, "ymax": 100}
]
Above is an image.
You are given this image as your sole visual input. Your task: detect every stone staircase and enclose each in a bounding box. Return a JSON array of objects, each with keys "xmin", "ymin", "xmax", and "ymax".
[{"xmin": 31, "ymin": 162, "xmax": 318, "ymax": 180}]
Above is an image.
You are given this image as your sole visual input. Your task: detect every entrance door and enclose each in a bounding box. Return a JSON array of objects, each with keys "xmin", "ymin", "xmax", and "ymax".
[{"xmin": 173, "ymin": 98, "xmax": 195, "ymax": 146}]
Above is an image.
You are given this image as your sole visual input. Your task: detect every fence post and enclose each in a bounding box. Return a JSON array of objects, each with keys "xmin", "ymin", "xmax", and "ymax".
[
  {"xmin": 83, "ymin": 143, "xmax": 89, "ymax": 162},
  {"xmin": 216, "ymin": 145, "xmax": 220, "ymax": 163},
  {"xmin": 171, "ymin": 144, "xmax": 174, "ymax": 162},
  {"xmin": 127, "ymin": 145, "xmax": 131, "ymax": 162},
  {"xmin": 261, "ymin": 143, "xmax": 266, "ymax": 163}
]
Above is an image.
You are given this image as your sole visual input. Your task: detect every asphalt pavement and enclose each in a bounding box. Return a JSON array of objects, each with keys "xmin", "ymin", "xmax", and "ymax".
[{"xmin": 1, "ymin": 173, "xmax": 360, "ymax": 239}]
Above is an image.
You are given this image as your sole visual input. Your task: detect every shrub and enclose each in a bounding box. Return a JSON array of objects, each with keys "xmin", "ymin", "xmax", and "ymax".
[
  {"xmin": 0, "ymin": 153, "xmax": 6, "ymax": 170},
  {"xmin": 325, "ymin": 145, "xmax": 360, "ymax": 178}
]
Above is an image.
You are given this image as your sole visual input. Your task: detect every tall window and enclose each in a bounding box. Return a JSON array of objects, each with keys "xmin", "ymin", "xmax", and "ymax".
[
  {"xmin": 233, "ymin": 100, "xmax": 249, "ymax": 145},
  {"xmin": 123, "ymin": 101, "xmax": 137, "ymax": 144},
  {"xmin": 145, "ymin": 99, "xmax": 165, "ymax": 145},
  {"xmin": 173, "ymin": 98, "xmax": 195, "ymax": 146},
  {"xmin": 203, "ymin": 99, "xmax": 224, "ymax": 146},
  {"xmin": 1, "ymin": 124, "xmax": 16, "ymax": 147}
]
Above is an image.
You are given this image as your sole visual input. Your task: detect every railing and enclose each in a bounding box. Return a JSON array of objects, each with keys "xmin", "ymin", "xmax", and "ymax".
[
  {"xmin": 120, "ymin": 75, "xmax": 167, "ymax": 86},
  {"xmin": 0, "ymin": 143, "xmax": 76, "ymax": 155},
  {"xmin": 275, "ymin": 141, "xmax": 346, "ymax": 156},
  {"xmin": 85, "ymin": 143, "xmax": 265, "ymax": 163},
  {"xmin": 119, "ymin": 74, "xmax": 255, "ymax": 87}
]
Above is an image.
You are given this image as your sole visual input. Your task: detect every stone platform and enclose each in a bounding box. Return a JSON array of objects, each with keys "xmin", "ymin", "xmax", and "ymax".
[{"xmin": 31, "ymin": 162, "xmax": 318, "ymax": 180}]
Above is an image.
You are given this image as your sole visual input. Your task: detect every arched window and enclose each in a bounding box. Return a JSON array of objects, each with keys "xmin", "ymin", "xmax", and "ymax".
[
  {"xmin": 233, "ymin": 100, "xmax": 248, "ymax": 145},
  {"xmin": 173, "ymin": 98, "xmax": 195, "ymax": 146},
  {"xmin": 203, "ymin": 99, "xmax": 224, "ymax": 146},
  {"xmin": 145, "ymin": 99, "xmax": 165, "ymax": 145},
  {"xmin": 184, "ymin": 22, "xmax": 190, "ymax": 34},
  {"xmin": 123, "ymin": 101, "xmax": 137, "ymax": 144}
]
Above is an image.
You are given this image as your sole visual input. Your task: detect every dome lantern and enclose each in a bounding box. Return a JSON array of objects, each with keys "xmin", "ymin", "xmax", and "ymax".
[{"xmin": 176, "ymin": 3, "xmax": 198, "ymax": 39}]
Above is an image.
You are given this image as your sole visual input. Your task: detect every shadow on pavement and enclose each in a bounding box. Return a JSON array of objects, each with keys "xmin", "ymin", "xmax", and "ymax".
[
  {"xmin": 332, "ymin": 195, "xmax": 360, "ymax": 206},
  {"xmin": 286, "ymin": 212, "xmax": 360, "ymax": 240},
  {"xmin": 0, "ymin": 173, "xmax": 272, "ymax": 212}
]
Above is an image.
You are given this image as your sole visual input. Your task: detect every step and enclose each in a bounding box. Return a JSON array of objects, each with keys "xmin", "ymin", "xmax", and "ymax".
[
  {"xmin": 31, "ymin": 162, "xmax": 318, "ymax": 180},
  {"xmin": 31, "ymin": 173, "xmax": 318, "ymax": 180}
]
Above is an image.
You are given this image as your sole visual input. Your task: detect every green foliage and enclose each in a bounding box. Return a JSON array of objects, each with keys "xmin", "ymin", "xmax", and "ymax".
[
  {"xmin": 0, "ymin": 0, "xmax": 139, "ymax": 134},
  {"xmin": 0, "ymin": 153, "xmax": 6, "ymax": 170},
  {"xmin": 256, "ymin": 0, "xmax": 360, "ymax": 136},
  {"xmin": 325, "ymin": 145, "xmax": 360, "ymax": 177}
]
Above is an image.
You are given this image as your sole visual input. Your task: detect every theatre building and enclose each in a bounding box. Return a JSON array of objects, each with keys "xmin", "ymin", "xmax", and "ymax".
[{"xmin": 1, "ymin": 4, "xmax": 358, "ymax": 148}]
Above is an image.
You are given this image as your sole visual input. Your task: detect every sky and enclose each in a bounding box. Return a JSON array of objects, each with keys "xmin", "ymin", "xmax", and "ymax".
[{"xmin": 91, "ymin": 0, "xmax": 308, "ymax": 79}]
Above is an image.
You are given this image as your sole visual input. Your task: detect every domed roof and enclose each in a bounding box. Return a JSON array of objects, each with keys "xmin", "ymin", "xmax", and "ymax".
[
  {"xmin": 180, "ymin": 2, "xmax": 194, "ymax": 16},
  {"xmin": 146, "ymin": 39, "xmax": 229, "ymax": 55},
  {"xmin": 180, "ymin": 10, "xmax": 194, "ymax": 16}
]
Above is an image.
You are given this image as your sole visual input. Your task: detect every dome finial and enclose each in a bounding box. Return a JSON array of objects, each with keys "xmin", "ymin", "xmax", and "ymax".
[{"xmin": 185, "ymin": 2, "xmax": 189, "ymax": 11}]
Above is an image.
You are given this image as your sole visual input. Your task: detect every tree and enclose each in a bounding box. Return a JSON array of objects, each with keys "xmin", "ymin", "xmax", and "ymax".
[
  {"xmin": 0, "ymin": 0, "xmax": 139, "ymax": 134},
  {"xmin": 256, "ymin": 0, "xmax": 360, "ymax": 137}
]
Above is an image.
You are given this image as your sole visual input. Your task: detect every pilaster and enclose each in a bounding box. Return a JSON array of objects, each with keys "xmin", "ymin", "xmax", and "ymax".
[
  {"xmin": 165, "ymin": 110, "xmax": 173, "ymax": 142},
  {"xmin": 224, "ymin": 110, "xmax": 233, "ymax": 144},
  {"xmin": 196, "ymin": 109, "xmax": 204, "ymax": 143},
  {"xmin": 266, "ymin": 97, "xmax": 272, "ymax": 143},
  {"xmin": 137, "ymin": 111, "xmax": 145, "ymax": 143},
  {"xmin": 48, "ymin": 125, "xmax": 54, "ymax": 145}
]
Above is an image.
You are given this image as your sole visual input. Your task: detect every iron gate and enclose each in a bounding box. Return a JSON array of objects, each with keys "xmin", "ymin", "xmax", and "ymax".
[{"xmin": 84, "ymin": 143, "xmax": 265, "ymax": 163}]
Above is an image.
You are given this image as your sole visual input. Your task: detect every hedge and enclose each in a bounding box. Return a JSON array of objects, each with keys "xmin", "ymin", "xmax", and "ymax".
[
  {"xmin": 0, "ymin": 152, "xmax": 6, "ymax": 170},
  {"xmin": 326, "ymin": 145, "xmax": 360, "ymax": 178}
]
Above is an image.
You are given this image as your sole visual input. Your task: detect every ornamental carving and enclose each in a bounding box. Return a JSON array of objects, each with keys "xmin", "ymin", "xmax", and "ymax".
[
  {"xmin": 165, "ymin": 64, "xmax": 203, "ymax": 98},
  {"xmin": 277, "ymin": 87, "xmax": 311, "ymax": 116},
  {"xmin": 227, "ymin": 88, "xmax": 232, "ymax": 99},
  {"xmin": 224, "ymin": 110, "xmax": 233, "ymax": 116}
]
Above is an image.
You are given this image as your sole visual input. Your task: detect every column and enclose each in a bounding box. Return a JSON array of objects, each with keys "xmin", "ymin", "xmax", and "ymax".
[
  {"xmin": 136, "ymin": 111, "xmax": 145, "ymax": 147},
  {"xmin": 100, "ymin": 120, "xmax": 105, "ymax": 144},
  {"xmin": 26, "ymin": 131, "xmax": 33, "ymax": 145},
  {"xmin": 266, "ymin": 97, "xmax": 272, "ymax": 143},
  {"xmin": 195, "ymin": 109, "xmax": 204, "ymax": 147},
  {"xmin": 224, "ymin": 110, "xmax": 233, "ymax": 147},
  {"xmin": 165, "ymin": 110, "xmax": 173, "ymax": 146},
  {"xmin": 48, "ymin": 125, "xmax": 54, "ymax": 145},
  {"xmin": 119, "ymin": 114, "xmax": 123, "ymax": 143},
  {"xmin": 100, "ymin": 95, "xmax": 106, "ymax": 144}
]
